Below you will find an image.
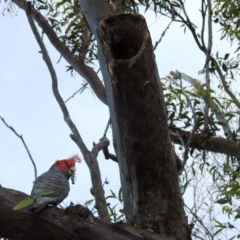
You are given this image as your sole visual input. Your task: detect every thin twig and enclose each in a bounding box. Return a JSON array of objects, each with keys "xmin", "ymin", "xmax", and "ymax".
[
  {"xmin": 64, "ymin": 83, "xmax": 88, "ymax": 103},
  {"xmin": 206, "ymin": 0, "xmax": 213, "ymax": 64},
  {"xmin": 153, "ymin": 20, "xmax": 173, "ymax": 51},
  {"xmin": 200, "ymin": 0, "xmax": 207, "ymax": 52},
  {"xmin": 210, "ymin": 56, "xmax": 240, "ymax": 109},
  {"xmin": 0, "ymin": 115, "xmax": 37, "ymax": 179},
  {"xmin": 184, "ymin": 204, "xmax": 214, "ymax": 240},
  {"xmin": 101, "ymin": 119, "xmax": 117, "ymax": 162},
  {"xmin": 103, "ymin": 118, "xmax": 110, "ymax": 137}
]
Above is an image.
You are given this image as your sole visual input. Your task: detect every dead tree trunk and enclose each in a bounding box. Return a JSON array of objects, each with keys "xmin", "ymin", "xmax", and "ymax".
[{"xmin": 78, "ymin": 1, "xmax": 190, "ymax": 239}]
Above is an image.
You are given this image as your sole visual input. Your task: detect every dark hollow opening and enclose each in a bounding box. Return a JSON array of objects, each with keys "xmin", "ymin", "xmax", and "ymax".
[{"xmin": 104, "ymin": 15, "xmax": 145, "ymax": 60}]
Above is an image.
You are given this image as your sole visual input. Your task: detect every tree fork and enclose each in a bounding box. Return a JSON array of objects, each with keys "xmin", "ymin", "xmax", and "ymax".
[{"xmin": 78, "ymin": 1, "xmax": 190, "ymax": 238}]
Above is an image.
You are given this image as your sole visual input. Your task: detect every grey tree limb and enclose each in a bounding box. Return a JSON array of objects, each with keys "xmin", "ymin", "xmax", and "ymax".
[
  {"xmin": 0, "ymin": 115, "xmax": 37, "ymax": 179},
  {"xmin": 25, "ymin": 7, "xmax": 109, "ymax": 221}
]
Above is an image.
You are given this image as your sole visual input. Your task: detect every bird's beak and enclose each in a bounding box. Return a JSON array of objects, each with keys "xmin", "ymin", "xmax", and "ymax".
[{"xmin": 69, "ymin": 166, "xmax": 76, "ymax": 174}]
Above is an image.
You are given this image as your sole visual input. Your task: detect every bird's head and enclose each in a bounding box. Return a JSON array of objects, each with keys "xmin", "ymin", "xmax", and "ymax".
[{"xmin": 53, "ymin": 155, "xmax": 81, "ymax": 183}]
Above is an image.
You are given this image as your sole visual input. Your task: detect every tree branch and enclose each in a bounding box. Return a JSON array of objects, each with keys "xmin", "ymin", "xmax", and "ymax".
[
  {"xmin": 0, "ymin": 186, "xmax": 157, "ymax": 240},
  {"xmin": 203, "ymin": 0, "xmax": 213, "ymax": 132},
  {"xmin": 153, "ymin": 20, "xmax": 173, "ymax": 51},
  {"xmin": 64, "ymin": 83, "xmax": 88, "ymax": 103},
  {"xmin": 169, "ymin": 126, "xmax": 240, "ymax": 159},
  {"xmin": 0, "ymin": 115, "xmax": 37, "ymax": 179},
  {"xmin": 210, "ymin": 56, "xmax": 240, "ymax": 109},
  {"xmin": 199, "ymin": 0, "xmax": 207, "ymax": 52},
  {"xmin": 12, "ymin": 0, "xmax": 107, "ymax": 105},
  {"xmin": 176, "ymin": 0, "xmax": 205, "ymax": 52},
  {"xmin": 25, "ymin": 7, "xmax": 109, "ymax": 221},
  {"xmin": 184, "ymin": 204, "xmax": 214, "ymax": 240}
]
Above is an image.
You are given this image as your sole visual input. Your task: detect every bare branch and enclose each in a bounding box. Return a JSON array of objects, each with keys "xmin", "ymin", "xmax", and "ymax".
[
  {"xmin": 98, "ymin": 120, "xmax": 118, "ymax": 162},
  {"xmin": 200, "ymin": 0, "xmax": 207, "ymax": 52},
  {"xmin": 153, "ymin": 20, "xmax": 173, "ymax": 51},
  {"xmin": 12, "ymin": 0, "xmax": 107, "ymax": 105},
  {"xmin": 93, "ymin": 136, "xmax": 117, "ymax": 162},
  {"xmin": 102, "ymin": 146, "xmax": 118, "ymax": 162},
  {"xmin": 92, "ymin": 137, "xmax": 110, "ymax": 155},
  {"xmin": 82, "ymin": 137, "xmax": 112, "ymax": 221},
  {"xmin": 206, "ymin": 0, "xmax": 213, "ymax": 63},
  {"xmin": 0, "ymin": 115, "xmax": 37, "ymax": 180},
  {"xmin": 203, "ymin": 0, "xmax": 213, "ymax": 132},
  {"xmin": 184, "ymin": 204, "xmax": 214, "ymax": 240},
  {"xmin": 64, "ymin": 83, "xmax": 88, "ymax": 103},
  {"xmin": 176, "ymin": 0, "xmax": 205, "ymax": 52},
  {"xmin": 210, "ymin": 56, "xmax": 240, "ymax": 109},
  {"xmin": 25, "ymin": 7, "xmax": 109, "ymax": 221},
  {"xmin": 169, "ymin": 126, "xmax": 240, "ymax": 160},
  {"xmin": 103, "ymin": 118, "xmax": 111, "ymax": 137}
]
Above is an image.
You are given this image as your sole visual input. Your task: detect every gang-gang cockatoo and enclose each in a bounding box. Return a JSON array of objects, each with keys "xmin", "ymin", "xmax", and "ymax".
[{"xmin": 30, "ymin": 155, "xmax": 81, "ymax": 213}]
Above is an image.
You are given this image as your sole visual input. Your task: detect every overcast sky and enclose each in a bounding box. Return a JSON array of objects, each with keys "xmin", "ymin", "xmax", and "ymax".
[{"xmin": 0, "ymin": 1, "xmax": 234, "ymax": 212}]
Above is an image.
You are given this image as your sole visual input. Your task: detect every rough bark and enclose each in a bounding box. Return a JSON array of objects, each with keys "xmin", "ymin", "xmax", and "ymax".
[
  {"xmin": 0, "ymin": 186, "xmax": 175, "ymax": 240},
  {"xmin": 78, "ymin": 1, "xmax": 190, "ymax": 239}
]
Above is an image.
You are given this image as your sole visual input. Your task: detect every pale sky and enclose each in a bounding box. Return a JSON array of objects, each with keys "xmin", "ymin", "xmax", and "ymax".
[{"xmin": 0, "ymin": 1, "xmax": 236, "ymax": 227}]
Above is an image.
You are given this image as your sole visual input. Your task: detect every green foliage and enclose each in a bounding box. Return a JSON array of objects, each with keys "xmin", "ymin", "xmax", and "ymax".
[
  {"xmin": 111, "ymin": 0, "xmax": 139, "ymax": 13},
  {"xmin": 84, "ymin": 199, "xmax": 94, "ymax": 206},
  {"xmin": 163, "ymin": 78, "xmax": 226, "ymax": 135},
  {"xmin": 31, "ymin": 0, "xmax": 97, "ymax": 67},
  {"xmin": 105, "ymin": 187, "xmax": 125, "ymax": 223},
  {"xmin": 85, "ymin": 186, "xmax": 125, "ymax": 223},
  {"xmin": 217, "ymin": 170, "xmax": 240, "ymax": 219},
  {"xmin": 214, "ymin": 0, "xmax": 240, "ymax": 42},
  {"xmin": 30, "ymin": 0, "xmax": 140, "ymax": 67}
]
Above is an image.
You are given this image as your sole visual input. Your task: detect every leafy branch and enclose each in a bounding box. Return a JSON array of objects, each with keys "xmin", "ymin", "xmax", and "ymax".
[{"xmin": 12, "ymin": 0, "xmax": 107, "ymax": 104}]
